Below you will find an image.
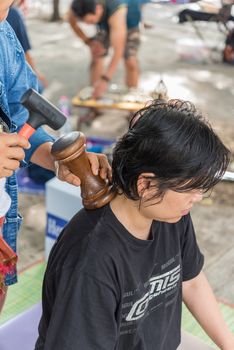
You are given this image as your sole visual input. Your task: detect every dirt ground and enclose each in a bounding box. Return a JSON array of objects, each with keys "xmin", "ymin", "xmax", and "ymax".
[{"xmin": 16, "ymin": 2, "xmax": 234, "ymax": 304}]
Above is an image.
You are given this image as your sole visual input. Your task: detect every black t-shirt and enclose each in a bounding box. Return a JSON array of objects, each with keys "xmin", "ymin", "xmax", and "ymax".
[{"xmin": 35, "ymin": 205, "xmax": 204, "ymax": 350}]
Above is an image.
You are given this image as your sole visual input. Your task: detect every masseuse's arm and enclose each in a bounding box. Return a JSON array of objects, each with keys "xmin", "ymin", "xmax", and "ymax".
[{"xmin": 30, "ymin": 141, "xmax": 111, "ymax": 186}]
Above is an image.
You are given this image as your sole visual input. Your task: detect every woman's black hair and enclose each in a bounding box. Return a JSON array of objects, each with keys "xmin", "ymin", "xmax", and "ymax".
[{"xmin": 111, "ymin": 99, "xmax": 231, "ymax": 201}]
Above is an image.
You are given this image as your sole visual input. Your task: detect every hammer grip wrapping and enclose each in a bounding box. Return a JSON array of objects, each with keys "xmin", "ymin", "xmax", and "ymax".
[{"xmin": 18, "ymin": 123, "xmax": 35, "ymax": 140}]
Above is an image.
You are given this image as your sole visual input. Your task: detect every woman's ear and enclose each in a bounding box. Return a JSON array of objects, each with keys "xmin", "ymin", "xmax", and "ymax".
[{"xmin": 137, "ymin": 173, "xmax": 155, "ymax": 198}]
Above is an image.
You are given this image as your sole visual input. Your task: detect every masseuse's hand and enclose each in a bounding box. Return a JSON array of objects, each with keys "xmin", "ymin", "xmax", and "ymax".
[
  {"xmin": 0, "ymin": 133, "xmax": 30, "ymax": 178},
  {"xmin": 55, "ymin": 152, "xmax": 112, "ymax": 186}
]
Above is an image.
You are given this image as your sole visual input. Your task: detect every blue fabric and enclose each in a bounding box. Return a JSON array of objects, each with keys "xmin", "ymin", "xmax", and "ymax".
[
  {"xmin": 99, "ymin": 0, "xmax": 141, "ymax": 30},
  {"xmin": 0, "ymin": 20, "xmax": 54, "ymax": 285},
  {"xmin": 6, "ymin": 7, "xmax": 31, "ymax": 53},
  {"xmin": 0, "ymin": 21, "xmax": 54, "ymax": 160},
  {"xmin": 3, "ymin": 173, "xmax": 21, "ymax": 285},
  {"xmin": 7, "ymin": 7, "xmax": 45, "ymax": 95}
]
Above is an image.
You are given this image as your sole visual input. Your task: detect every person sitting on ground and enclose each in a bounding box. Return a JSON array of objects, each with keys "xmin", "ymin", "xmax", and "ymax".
[
  {"xmin": 68, "ymin": 0, "xmax": 142, "ymax": 99},
  {"xmin": 35, "ymin": 99, "xmax": 234, "ymax": 350}
]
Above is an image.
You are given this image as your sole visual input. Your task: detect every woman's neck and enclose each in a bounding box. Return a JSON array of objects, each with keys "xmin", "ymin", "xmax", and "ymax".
[{"xmin": 110, "ymin": 195, "xmax": 153, "ymax": 240}]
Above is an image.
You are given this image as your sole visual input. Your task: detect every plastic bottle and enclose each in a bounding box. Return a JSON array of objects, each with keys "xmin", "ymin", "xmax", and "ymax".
[{"xmin": 58, "ymin": 96, "xmax": 72, "ymax": 136}]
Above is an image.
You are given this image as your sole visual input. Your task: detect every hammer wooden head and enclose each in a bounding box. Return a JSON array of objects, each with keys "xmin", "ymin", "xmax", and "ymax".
[{"xmin": 51, "ymin": 131, "xmax": 116, "ymax": 209}]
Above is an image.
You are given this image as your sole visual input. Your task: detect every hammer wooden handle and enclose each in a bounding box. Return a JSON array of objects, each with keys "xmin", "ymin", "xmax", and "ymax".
[{"xmin": 51, "ymin": 131, "xmax": 116, "ymax": 209}]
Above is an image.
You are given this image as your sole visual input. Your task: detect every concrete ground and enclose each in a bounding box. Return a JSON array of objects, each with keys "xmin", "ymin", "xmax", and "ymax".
[{"xmin": 17, "ymin": 2, "xmax": 234, "ymax": 304}]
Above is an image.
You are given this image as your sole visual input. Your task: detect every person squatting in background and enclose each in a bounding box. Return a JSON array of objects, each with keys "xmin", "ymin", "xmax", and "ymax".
[{"xmin": 68, "ymin": 0, "xmax": 142, "ymax": 99}]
